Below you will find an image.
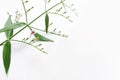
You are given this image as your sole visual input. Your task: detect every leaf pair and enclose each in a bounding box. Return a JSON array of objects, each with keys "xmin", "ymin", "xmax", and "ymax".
[
  {"xmin": 3, "ymin": 15, "xmax": 13, "ymax": 74},
  {"xmin": 0, "ymin": 22, "xmax": 26, "ymax": 33}
]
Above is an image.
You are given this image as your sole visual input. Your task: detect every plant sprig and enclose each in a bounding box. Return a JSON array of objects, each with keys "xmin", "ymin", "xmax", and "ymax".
[
  {"xmin": 0, "ymin": 0, "xmax": 65, "ymax": 46},
  {"xmin": 0, "ymin": 0, "xmax": 77, "ymax": 75}
]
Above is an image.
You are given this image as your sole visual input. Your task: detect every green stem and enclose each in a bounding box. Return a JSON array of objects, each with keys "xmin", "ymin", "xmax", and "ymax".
[
  {"xmin": 64, "ymin": 3, "xmax": 78, "ymax": 16},
  {"xmin": 61, "ymin": 0, "xmax": 66, "ymax": 12},
  {"xmin": 21, "ymin": 0, "xmax": 28, "ymax": 23},
  {"xmin": 45, "ymin": 0, "xmax": 47, "ymax": 11},
  {"xmin": 0, "ymin": 0, "xmax": 65, "ymax": 46},
  {"xmin": 11, "ymin": 39, "xmax": 48, "ymax": 54},
  {"xmin": 21, "ymin": 0, "xmax": 32, "ymax": 31},
  {"xmin": 49, "ymin": 12, "xmax": 72, "ymax": 22},
  {"xmin": 31, "ymin": 27, "xmax": 68, "ymax": 37}
]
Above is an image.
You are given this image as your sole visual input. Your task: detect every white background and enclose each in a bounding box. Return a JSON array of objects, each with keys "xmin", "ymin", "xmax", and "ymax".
[{"xmin": 0, "ymin": 0, "xmax": 120, "ymax": 80}]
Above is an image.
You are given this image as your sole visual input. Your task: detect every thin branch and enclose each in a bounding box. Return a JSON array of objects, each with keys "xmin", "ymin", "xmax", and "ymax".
[
  {"xmin": 21, "ymin": 0, "xmax": 28, "ymax": 23},
  {"xmin": 64, "ymin": 3, "xmax": 78, "ymax": 16},
  {"xmin": 11, "ymin": 39, "xmax": 48, "ymax": 54},
  {"xmin": 21, "ymin": 0, "xmax": 33, "ymax": 31},
  {"xmin": 31, "ymin": 27, "xmax": 68, "ymax": 37},
  {"xmin": 49, "ymin": 12, "xmax": 73, "ymax": 22},
  {"xmin": 61, "ymin": 0, "xmax": 67, "ymax": 12}
]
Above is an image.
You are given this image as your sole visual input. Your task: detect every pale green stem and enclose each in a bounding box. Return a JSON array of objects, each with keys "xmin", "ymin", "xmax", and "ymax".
[
  {"xmin": 31, "ymin": 27, "xmax": 68, "ymax": 37},
  {"xmin": 64, "ymin": 3, "xmax": 78, "ymax": 16},
  {"xmin": 61, "ymin": 0, "xmax": 66, "ymax": 12},
  {"xmin": 45, "ymin": 0, "xmax": 47, "ymax": 11},
  {"xmin": 49, "ymin": 12, "xmax": 72, "ymax": 22},
  {"xmin": 21, "ymin": 0, "xmax": 32, "ymax": 31},
  {"xmin": 11, "ymin": 39, "xmax": 48, "ymax": 54}
]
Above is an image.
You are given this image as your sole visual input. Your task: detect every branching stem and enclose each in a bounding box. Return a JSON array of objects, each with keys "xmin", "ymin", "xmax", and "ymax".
[
  {"xmin": 0, "ymin": 0, "xmax": 65, "ymax": 46},
  {"xmin": 21, "ymin": 0, "xmax": 32, "ymax": 31}
]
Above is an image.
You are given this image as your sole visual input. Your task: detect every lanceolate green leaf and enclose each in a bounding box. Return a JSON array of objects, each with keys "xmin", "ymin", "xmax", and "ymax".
[
  {"xmin": 3, "ymin": 41, "xmax": 11, "ymax": 74},
  {"xmin": 4, "ymin": 15, "xmax": 13, "ymax": 38},
  {"xmin": 45, "ymin": 13, "xmax": 49, "ymax": 33},
  {"xmin": 0, "ymin": 22, "xmax": 26, "ymax": 33},
  {"xmin": 34, "ymin": 33, "xmax": 53, "ymax": 42}
]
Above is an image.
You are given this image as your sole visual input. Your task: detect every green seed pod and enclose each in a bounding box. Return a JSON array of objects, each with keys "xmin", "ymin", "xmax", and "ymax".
[
  {"xmin": 45, "ymin": 13, "xmax": 49, "ymax": 33},
  {"xmin": 34, "ymin": 33, "xmax": 53, "ymax": 42},
  {"xmin": 3, "ymin": 41, "xmax": 11, "ymax": 74}
]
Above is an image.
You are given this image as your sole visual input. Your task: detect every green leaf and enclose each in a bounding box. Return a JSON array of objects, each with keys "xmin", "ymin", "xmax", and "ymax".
[
  {"xmin": 3, "ymin": 41, "xmax": 11, "ymax": 74},
  {"xmin": 45, "ymin": 13, "xmax": 49, "ymax": 33},
  {"xmin": 0, "ymin": 22, "xmax": 26, "ymax": 33},
  {"xmin": 4, "ymin": 15, "xmax": 13, "ymax": 38},
  {"xmin": 34, "ymin": 33, "xmax": 53, "ymax": 42}
]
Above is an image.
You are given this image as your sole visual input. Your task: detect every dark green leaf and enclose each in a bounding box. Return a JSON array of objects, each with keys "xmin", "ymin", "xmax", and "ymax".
[
  {"xmin": 34, "ymin": 33, "xmax": 53, "ymax": 42},
  {"xmin": 0, "ymin": 22, "xmax": 26, "ymax": 33},
  {"xmin": 45, "ymin": 13, "xmax": 49, "ymax": 33},
  {"xmin": 3, "ymin": 41, "xmax": 11, "ymax": 74},
  {"xmin": 4, "ymin": 15, "xmax": 13, "ymax": 38}
]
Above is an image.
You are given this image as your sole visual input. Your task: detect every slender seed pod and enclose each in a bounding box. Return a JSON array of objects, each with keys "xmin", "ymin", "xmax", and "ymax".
[{"xmin": 45, "ymin": 13, "xmax": 49, "ymax": 33}]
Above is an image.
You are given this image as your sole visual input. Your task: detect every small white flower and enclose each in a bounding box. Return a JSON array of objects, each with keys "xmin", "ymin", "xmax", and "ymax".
[{"xmin": 15, "ymin": 14, "xmax": 22, "ymax": 22}]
